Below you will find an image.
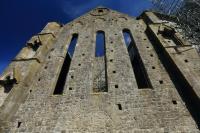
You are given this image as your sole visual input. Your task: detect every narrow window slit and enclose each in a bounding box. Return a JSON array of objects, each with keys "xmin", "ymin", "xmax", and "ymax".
[
  {"xmin": 95, "ymin": 31, "xmax": 105, "ymax": 57},
  {"xmin": 172, "ymin": 100, "xmax": 177, "ymax": 105},
  {"xmin": 17, "ymin": 121, "xmax": 22, "ymax": 128},
  {"xmin": 27, "ymin": 39, "xmax": 41, "ymax": 52},
  {"xmin": 123, "ymin": 29, "xmax": 152, "ymax": 89},
  {"xmin": 0, "ymin": 75, "xmax": 17, "ymax": 93},
  {"xmin": 117, "ymin": 104, "xmax": 122, "ymax": 110},
  {"xmin": 98, "ymin": 9, "xmax": 103, "ymax": 13},
  {"xmin": 32, "ymin": 40, "xmax": 41, "ymax": 51},
  {"xmin": 53, "ymin": 33, "xmax": 78, "ymax": 95},
  {"xmin": 184, "ymin": 59, "xmax": 188, "ymax": 63},
  {"xmin": 93, "ymin": 31, "xmax": 108, "ymax": 92},
  {"xmin": 159, "ymin": 80, "xmax": 163, "ymax": 84}
]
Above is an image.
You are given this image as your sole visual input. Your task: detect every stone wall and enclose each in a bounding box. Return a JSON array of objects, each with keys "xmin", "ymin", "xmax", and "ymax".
[{"xmin": 0, "ymin": 7, "xmax": 200, "ymax": 132}]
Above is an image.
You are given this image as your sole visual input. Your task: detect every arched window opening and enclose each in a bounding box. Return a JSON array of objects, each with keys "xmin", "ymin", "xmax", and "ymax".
[
  {"xmin": 53, "ymin": 33, "xmax": 78, "ymax": 95},
  {"xmin": 95, "ymin": 31, "xmax": 105, "ymax": 57},
  {"xmin": 123, "ymin": 29, "xmax": 152, "ymax": 89},
  {"xmin": 93, "ymin": 31, "xmax": 108, "ymax": 92}
]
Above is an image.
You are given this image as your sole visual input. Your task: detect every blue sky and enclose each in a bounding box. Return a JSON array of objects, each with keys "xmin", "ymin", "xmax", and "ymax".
[{"xmin": 0, "ymin": 0, "xmax": 153, "ymax": 74}]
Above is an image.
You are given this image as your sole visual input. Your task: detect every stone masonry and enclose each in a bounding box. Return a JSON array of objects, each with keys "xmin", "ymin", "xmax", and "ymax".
[{"xmin": 0, "ymin": 7, "xmax": 200, "ymax": 132}]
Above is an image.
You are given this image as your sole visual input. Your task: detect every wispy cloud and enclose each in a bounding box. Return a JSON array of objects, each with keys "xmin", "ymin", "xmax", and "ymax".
[
  {"xmin": 60, "ymin": 0, "xmax": 100, "ymax": 20},
  {"xmin": 60, "ymin": 0, "xmax": 153, "ymax": 20}
]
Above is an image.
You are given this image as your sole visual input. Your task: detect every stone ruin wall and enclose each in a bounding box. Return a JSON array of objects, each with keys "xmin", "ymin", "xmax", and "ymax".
[{"xmin": 0, "ymin": 7, "xmax": 200, "ymax": 132}]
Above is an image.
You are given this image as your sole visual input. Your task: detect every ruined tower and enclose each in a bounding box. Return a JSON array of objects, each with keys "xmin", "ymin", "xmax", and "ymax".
[
  {"xmin": 151, "ymin": 0, "xmax": 200, "ymax": 52},
  {"xmin": 0, "ymin": 7, "xmax": 200, "ymax": 132}
]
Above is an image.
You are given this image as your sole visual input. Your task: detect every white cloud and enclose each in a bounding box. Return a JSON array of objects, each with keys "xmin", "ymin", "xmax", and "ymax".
[{"xmin": 60, "ymin": 0, "xmax": 100, "ymax": 19}]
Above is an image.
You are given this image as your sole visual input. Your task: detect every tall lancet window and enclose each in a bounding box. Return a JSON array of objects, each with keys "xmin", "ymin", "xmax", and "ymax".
[
  {"xmin": 93, "ymin": 31, "xmax": 108, "ymax": 92},
  {"xmin": 53, "ymin": 33, "xmax": 78, "ymax": 94},
  {"xmin": 123, "ymin": 29, "xmax": 152, "ymax": 89}
]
